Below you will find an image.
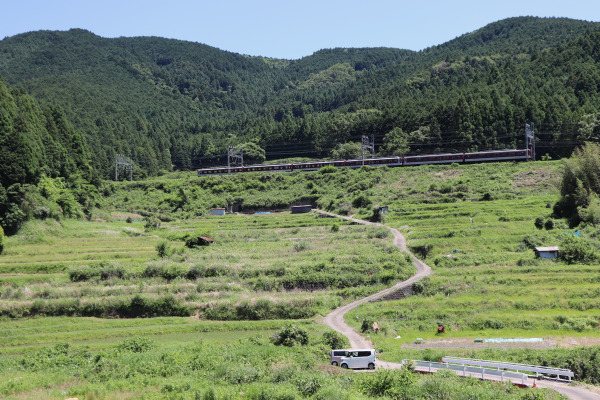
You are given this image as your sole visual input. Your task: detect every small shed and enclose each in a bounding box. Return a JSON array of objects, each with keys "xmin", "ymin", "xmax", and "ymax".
[
  {"xmin": 535, "ymin": 246, "xmax": 559, "ymax": 259},
  {"xmin": 198, "ymin": 236, "xmax": 215, "ymax": 246},
  {"xmin": 210, "ymin": 208, "xmax": 226, "ymax": 216},
  {"xmin": 291, "ymin": 205, "xmax": 312, "ymax": 214}
]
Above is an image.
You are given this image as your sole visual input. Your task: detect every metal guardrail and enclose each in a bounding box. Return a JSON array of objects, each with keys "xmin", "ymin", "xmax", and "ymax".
[
  {"xmin": 402, "ymin": 359, "xmax": 529, "ymax": 385},
  {"xmin": 441, "ymin": 357, "xmax": 573, "ymax": 381}
]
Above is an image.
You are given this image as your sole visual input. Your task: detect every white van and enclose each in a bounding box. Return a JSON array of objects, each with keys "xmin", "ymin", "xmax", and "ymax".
[
  {"xmin": 336, "ymin": 349, "xmax": 376, "ymax": 370},
  {"xmin": 330, "ymin": 349, "xmax": 350, "ymax": 366}
]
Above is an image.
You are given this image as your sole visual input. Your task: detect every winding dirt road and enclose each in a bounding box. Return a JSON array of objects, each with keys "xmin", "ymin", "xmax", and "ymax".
[
  {"xmin": 315, "ymin": 209, "xmax": 600, "ymax": 400},
  {"xmin": 315, "ymin": 209, "xmax": 432, "ymax": 349}
]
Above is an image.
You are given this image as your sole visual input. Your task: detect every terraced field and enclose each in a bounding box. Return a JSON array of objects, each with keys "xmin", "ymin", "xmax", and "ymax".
[
  {"xmin": 0, "ymin": 212, "xmax": 413, "ymax": 322},
  {"xmin": 348, "ymin": 179, "xmax": 600, "ymax": 355}
]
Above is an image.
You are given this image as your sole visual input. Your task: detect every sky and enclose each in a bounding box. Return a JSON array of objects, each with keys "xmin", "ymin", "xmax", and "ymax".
[{"xmin": 3, "ymin": 0, "xmax": 600, "ymax": 59}]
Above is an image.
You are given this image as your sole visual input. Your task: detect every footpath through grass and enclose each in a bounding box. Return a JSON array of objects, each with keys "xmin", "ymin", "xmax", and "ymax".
[
  {"xmin": 332, "ymin": 161, "xmax": 600, "ymax": 383},
  {"xmin": 0, "ymin": 160, "xmax": 589, "ymax": 398}
]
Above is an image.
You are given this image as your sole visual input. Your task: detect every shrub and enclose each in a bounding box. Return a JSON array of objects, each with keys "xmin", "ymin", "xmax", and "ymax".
[
  {"xmin": 352, "ymin": 194, "xmax": 371, "ymax": 209},
  {"xmin": 99, "ymin": 263, "xmax": 126, "ymax": 280},
  {"xmin": 519, "ymin": 234, "xmax": 545, "ymax": 251},
  {"xmin": 409, "ymin": 244, "xmax": 432, "ymax": 259},
  {"xmin": 321, "ymin": 330, "xmax": 348, "ymax": 349},
  {"xmin": 560, "ymin": 235, "xmax": 597, "ymax": 264},
  {"xmin": 544, "ymin": 219, "xmax": 555, "ymax": 230},
  {"xmin": 412, "ymin": 277, "xmax": 430, "ymax": 295},
  {"xmin": 359, "ymin": 369, "xmax": 405, "ymax": 397},
  {"xmin": 534, "ymin": 216, "xmax": 545, "ymax": 229},
  {"xmin": 68, "ymin": 264, "xmax": 124, "ymax": 281},
  {"xmin": 330, "ymin": 223, "xmax": 340, "ymax": 232},
  {"xmin": 156, "ymin": 240, "xmax": 171, "ymax": 257},
  {"xmin": 480, "ymin": 192, "xmax": 493, "ymax": 201},
  {"xmin": 294, "ymin": 374, "xmax": 323, "ymax": 396},
  {"xmin": 271, "ymin": 324, "xmax": 309, "ymax": 347},
  {"xmin": 144, "ymin": 216, "xmax": 161, "ymax": 231},
  {"xmin": 319, "ymin": 165, "xmax": 337, "ymax": 174},
  {"xmin": 116, "ymin": 337, "xmax": 156, "ymax": 353},
  {"xmin": 0, "ymin": 225, "xmax": 4, "ymax": 255},
  {"xmin": 360, "ymin": 318, "xmax": 374, "ymax": 333},
  {"xmin": 143, "ymin": 264, "xmax": 187, "ymax": 280},
  {"xmin": 367, "ymin": 226, "xmax": 390, "ymax": 239},
  {"xmin": 293, "ymin": 240, "xmax": 311, "ymax": 252},
  {"xmin": 439, "ymin": 184, "xmax": 452, "ymax": 194}
]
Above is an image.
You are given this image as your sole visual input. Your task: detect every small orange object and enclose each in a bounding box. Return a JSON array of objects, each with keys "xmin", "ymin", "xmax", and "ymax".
[{"xmin": 533, "ymin": 379, "xmax": 537, "ymax": 388}]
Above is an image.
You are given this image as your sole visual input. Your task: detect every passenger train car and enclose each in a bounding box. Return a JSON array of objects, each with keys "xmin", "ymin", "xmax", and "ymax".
[{"xmin": 197, "ymin": 149, "xmax": 531, "ymax": 176}]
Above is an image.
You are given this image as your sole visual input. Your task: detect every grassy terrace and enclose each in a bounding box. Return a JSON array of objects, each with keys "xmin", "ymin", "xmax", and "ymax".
[
  {"xmin": 0, "ymin": 160, "xmax": 592, "ymax": 398},
  {"xmin": 338, "ymin": 162, "xmax": 600, "ymax": 369},
  {"xmin": 0, "ymin": 211, "xmax": 413, "ymax": 322}
]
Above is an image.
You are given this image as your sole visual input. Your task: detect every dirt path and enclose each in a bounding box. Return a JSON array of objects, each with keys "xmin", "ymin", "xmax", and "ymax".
[
  {"xmin": 315, "ymin": 209, "xmax": 600, "ymax": 400},
  {"xmin": 315, "ymin": 209, "xmax": 432, "ymax": 348}
]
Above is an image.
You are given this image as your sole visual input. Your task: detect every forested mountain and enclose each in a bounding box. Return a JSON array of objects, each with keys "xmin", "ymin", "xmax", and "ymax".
[{"xmin": 1, "ymin": 16, "xmax": 600, "ymax": 180}]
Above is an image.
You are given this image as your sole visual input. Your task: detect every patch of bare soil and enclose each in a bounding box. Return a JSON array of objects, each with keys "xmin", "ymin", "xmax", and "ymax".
[
  {"xmin": 512, "ymin": 167, "xmax": 560, "ymax": 190},
  {"xmin": 402, "ymin": 336, "xmax": 600, "ymax": 350},
  {"xmin": 434, "ymin": 169, "xmax": 462, "ymax": 179}
]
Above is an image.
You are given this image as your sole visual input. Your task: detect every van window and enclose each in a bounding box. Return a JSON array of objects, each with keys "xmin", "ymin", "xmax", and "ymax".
[
  {"xmin": 357, "ymin": 351, "xmax": 372, "ymax": 357},
  {"xmin": 333, "ymin": 351, "xmax": 346, "ymax": 356}
]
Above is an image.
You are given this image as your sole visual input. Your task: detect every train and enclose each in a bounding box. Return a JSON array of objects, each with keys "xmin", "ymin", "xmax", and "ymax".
[{"xmin": 197, "ymin": 149, "xmax": 532, "ymax": 176}]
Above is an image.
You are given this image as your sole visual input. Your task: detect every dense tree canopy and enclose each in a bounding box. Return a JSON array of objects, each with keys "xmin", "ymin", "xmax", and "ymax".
[
  {"xmin": 0, "ymin": 17, "xmax": 599, "ymax": 180},
  {"xmin": 555, "ymin": 142, "xmax": 600, "ymax": 225}
]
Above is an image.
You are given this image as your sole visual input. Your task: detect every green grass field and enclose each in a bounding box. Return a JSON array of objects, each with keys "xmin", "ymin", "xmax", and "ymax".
[
  {"xmin": 0, "ymin": 160, "xmax": 592, "ymax": 398},
  {"xmin": 340, "ymin": 162, "xmax": 600, "ymax": 375},
  {"xmin": 0, "ymin": 212, "xmax": 414, "ymax": 321}
]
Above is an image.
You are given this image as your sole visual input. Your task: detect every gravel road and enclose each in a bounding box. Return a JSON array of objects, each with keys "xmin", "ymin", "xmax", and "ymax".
[{"xmin": 315, "ymin": 209, "xmax": 600, "ymax": 400}]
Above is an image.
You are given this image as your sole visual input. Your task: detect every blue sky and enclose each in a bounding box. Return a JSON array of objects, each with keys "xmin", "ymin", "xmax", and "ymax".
[{"xmin": 3, "ymin": 0, "xmax": 599, "ymax": 59}]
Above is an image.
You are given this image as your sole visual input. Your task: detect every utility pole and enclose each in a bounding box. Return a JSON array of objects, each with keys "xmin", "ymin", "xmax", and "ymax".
[
  {"xmin": 115, "ymin": 154, "xmax": 133, "ymax": 181},
  {"xmin": 361, "ymin": 135, "xmax": 375, "ymax": 165},
  {"xmin": 525, "ymin": 123, "xmax": 535, "ymax": 161},
  {"xmin": 227, "ymin": 146, "xmax": 244, "ymax": 174}
]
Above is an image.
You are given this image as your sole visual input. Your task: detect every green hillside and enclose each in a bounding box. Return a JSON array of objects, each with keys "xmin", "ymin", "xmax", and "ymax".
[{"xmin": 0, "ymin": 17, "xmax": 599, "ymax": 179}]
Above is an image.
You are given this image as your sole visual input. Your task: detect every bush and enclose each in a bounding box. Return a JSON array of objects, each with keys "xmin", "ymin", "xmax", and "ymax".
[
  {"xmin": 560, "ymin": 235, "xmax": 597, "ymax": 264},
  {"xmin": 367, "ymin": 226, "xmax": 390, "ymax": 239},
  {"xmin": 330, "ymin": 223, "xmax": 340, "ymax": 232},
  {"xmin": 359, "ymin": 369, "xmax": 406, "ymax": 397},
  {"xmin": 271, "ymin": 324, "xmax": 309, "ymax": 347},
  {"xmin": 412, "ymin": 277, "xmax": 430, "ymax": 295},
  {"xmin": 544, "ymin": 219, "xmax": 555, "ymax": 230},
  {"xmin": 360, "ymin": 318, "xmax": 374, "ymax": 333},
  {"xmin": 319, "ymin": 165, "xmax": 337, "ymax": 174},
  {"xmin": 156, "ymin": 240, "xmax": 171, "ymax": 257},
  {"xmin": 480, "ymin": 193, "xmax": 493, "ymax": 201},
  {"xmin": 321, "ymin": 330, "xmax": 348, "ymax": 349},
  {"xmin": 534, "ymin": 216, "xmax": 545, "ymax": 229},
  {"xmin": 352, "ymin": 194, "xmax": 371, "ymax": 209},
  {"xmin": 68, "ymin": 264, "xmax": 125, "ymax": 281},
  {"xmin": 144, "ymin": 216, "xmax": 161, "ymax": 231},
  {"xmin": 143, "ymin": 264, "xmax": 187, "ymax": 280},
  {"xmin": 519, "ymin": 234, "xmax": 545, "ymax": 251},
  {"xmin": 116, "ymin": 337, "xmax": 155, "ymax": 353},
  {"xmin": 293, "ymin": 240, "xmax": 311, "ymax": 252}
]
